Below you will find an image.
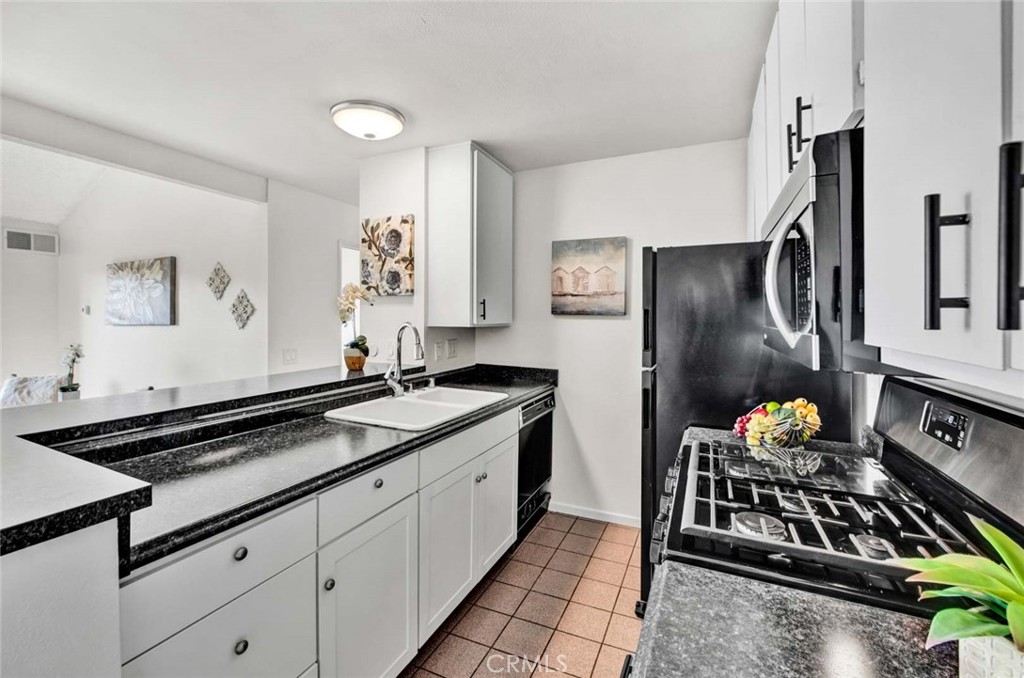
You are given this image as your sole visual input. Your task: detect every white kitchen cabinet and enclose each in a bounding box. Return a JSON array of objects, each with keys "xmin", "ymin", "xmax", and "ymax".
[
  {"xmin": 777, "ymin": 0, "xmax": 806, "ymax": 177},
  {"xmin": 474, "ymin": 437, "xmax": 518, "ymax": 576},
  {"xmin": 764, "ymin": 14, "xmax": 783, "ymax": 201},
  {"xmin": 864, "ymin": 2, "xmax": 1006, "ymax": 373},
  {"xmin": 747, "ymin": 65, "xmax": 769, "ymax": 241},
  {"xmin": 418, "ymin": 456, "xmax": 478, "ymax": 641},
  {"xmin": 1010, "ymin": 5, "xmax": 1024, "ymax": 374},
  {"xmin": 318, "ymin": 494, "xmax": 418, "ymax": 678},
  {"xmin": 122, "ymin": 556, "xmax": 316, "ymax": 678},
  {"xmin": 804, "ymin": 0, "xmax": 857, "ymax": 137},
  {"xmin": 427, "ymin": 141, "xmax": 513, "ymax": 328},
  {"xmin": 418, "ymin": 431, "xmax": 519, "ymax": 640}
]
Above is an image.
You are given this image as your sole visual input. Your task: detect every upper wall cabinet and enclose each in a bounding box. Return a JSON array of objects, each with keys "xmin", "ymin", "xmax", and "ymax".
[
  {"xmin": 863, "ymin": 2, "xmax": 1006, "ymax": 375},
  {"xmin": 747, "ymin": 65, "xmax": 769, "ymax": 241},
  {"xmin": 749, "ymin": 0, "xmax": 859, "ymax": 239},
  {"xmin": 1011, "ymin": 5, "xmax": 1024, "ymax": 373},
  {"xmin": 427, "ymin": 142, "xmax": 513, "ymax": 328}
]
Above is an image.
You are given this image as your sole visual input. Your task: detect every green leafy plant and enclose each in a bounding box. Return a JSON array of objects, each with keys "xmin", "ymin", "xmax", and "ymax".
[
  {"xmin": 346, "ymin": 335, "xmax": 369, "ymax": 357},
  {"xmin": 895, "ymin": 516, "xmax": 1024, "ymax": 651}
]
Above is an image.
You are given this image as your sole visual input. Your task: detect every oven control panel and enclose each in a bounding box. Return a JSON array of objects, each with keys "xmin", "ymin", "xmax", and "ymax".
[{"xmin": 921, "ymin": 401, "xmax": 969, "ymax": 450}]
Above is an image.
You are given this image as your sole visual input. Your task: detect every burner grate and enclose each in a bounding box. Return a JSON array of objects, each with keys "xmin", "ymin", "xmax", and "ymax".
[{"xmin": 682, "ymin": 441, "xmax": 980, "ymax": 572}]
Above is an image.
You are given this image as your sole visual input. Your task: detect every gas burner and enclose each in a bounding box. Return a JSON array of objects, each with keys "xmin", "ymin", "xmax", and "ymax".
[
  {"xmin": 776, "ymin": 492, "xmax": 806, "ymax": 513},
  {"xmin": 850, "ymin": 533, "xmax": 897, "ymax": 560},
  {"xmin": 734, "ymin": 512, "xmax": 787, "ymax": 540}
]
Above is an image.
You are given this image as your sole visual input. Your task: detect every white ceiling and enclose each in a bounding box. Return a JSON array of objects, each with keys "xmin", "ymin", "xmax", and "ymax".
[
  {"xmin": 1, "ymin": 2, "xmax": 775, "ymax": 204},
  {"xmin": 1, "ymin": 141, "xmax": 107, "ymax": 225}
]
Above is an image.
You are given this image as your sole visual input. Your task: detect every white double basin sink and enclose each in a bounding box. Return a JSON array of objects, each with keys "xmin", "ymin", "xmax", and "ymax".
[{"xmin": 324, "ymin": 386, "xmax": 509, "ymax": 431}]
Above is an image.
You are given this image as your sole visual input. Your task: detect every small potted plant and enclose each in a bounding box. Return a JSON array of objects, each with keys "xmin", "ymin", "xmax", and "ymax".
[
  {"xmin": 58, "ymin": 343, "xmax": 85, "ymax": 401},
  {"xmin": 338, "ymin": 283, "xmax": 374, "ymax": 371},
  {"xmin": 895, "ymin": 516, "xmax": 1023, "ymax": 677}
]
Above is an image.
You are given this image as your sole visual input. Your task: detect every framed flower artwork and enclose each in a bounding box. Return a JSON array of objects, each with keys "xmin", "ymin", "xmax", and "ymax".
[
  {"xmin": 105, "ymin": 256, "xmax": 177, "ymax": 325},
  {"xmin": 360, "ymin": 214, "xmax": 414, "ymax": 296}
]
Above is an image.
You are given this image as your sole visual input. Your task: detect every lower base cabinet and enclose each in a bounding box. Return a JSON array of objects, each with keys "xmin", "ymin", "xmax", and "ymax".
[
  {"xmin": 122, "ymin": 556, "xmax": 316, "ymax": 678},
  {"xmin": 419, "ymin": 433, "xmax": 519, "ymax": 641},
  {"xmin": 318, "ymin": 494, "xmax": 419, "ymax": 678},
  {"xmin": 418, "ymin": 457, "xmax": 479, "ymax": 641}
]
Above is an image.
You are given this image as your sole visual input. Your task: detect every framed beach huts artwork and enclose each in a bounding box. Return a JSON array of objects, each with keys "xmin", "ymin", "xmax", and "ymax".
[
  {"xmin": 360, "ymin": 214, "xmax": 414, "ymax": 296},
  {"xmin": 105, "ymin": 256, "xmax": 177, "ymax": 325},
  {"xmin": 551, "ymin": 237, "xmax": 627, "ymax": 316}
]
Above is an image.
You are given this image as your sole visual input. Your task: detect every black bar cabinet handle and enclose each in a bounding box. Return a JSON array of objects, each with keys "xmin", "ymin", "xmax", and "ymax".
[
  {"xmin": 998, "ymin": 141, "xmax": 1024, "ymax": 330},
  {"xmin": 641, "ymin": 388, "xmax": 651, "ymax": 430},
  {"xmin": 642, "ymin": 308, "xmax": 651, "ymax": 351},
  {"xmin": 479, "ymin": 298, "xmax": 487, "ymax": 320},
  {"xmin": 924, "ymin": 194, "xmax": 971, "ymax": 330},
  {"xmin": 786, "ymin": 124, "xmax": 796, "ymax": 173},
  {"xmin": 795, "ymin": 97, "xmax": 812, "ymax": 153}
]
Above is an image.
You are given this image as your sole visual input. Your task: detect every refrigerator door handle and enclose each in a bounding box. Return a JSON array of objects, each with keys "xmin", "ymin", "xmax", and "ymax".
[
  {"xmin": 642, "ymin": 307, "xmax": 651, "ymax": 352},
  {"xmin": 765, "ymin": 216, "xmax": 812, "ymax": 349},
  {"xmin": 641, "ymin": 384, "xmax": 651, "ymax": 430}
]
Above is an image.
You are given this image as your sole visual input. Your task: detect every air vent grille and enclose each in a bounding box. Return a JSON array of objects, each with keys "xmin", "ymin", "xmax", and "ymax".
[{"xmin": 4, "ymin": 229, "xmax": 59, "ymax": 255}]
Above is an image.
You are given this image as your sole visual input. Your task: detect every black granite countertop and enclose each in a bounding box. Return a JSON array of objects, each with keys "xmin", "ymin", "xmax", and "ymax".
[
  {"xmin": 633, "ymin": 561, "xmax": 957, "ymax": 678},
  {"xmin": 117, "ymin": 367, "xmax": 555, "ymax": 569},
  {"xmin": 0, "ymin": 362, "xmax": 552, "ymax": 568}
]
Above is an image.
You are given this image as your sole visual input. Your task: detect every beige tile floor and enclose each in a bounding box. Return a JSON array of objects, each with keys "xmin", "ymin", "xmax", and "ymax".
[{"xmin": 401, "ymin": 513, "xmax": 643, "ymax": 678}]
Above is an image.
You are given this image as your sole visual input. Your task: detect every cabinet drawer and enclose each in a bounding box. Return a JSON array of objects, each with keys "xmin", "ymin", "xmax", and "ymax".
[
  {"xmin": 419, "ymin": 410, "xmax": 518, "ymax": 487},
  {"xmin": 318, "ymin": 452, "xmax": 418, "ymax": 546},
  {"xmin": 122, "ymin": 555, "xmax": 316, "ymax": 678},
  {"xmin": 120, "ymin": 500, "xmax": 316, "ymax": 663}
]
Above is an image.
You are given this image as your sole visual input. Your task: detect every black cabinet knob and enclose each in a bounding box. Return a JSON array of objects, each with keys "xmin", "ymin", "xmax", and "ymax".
[
  {"xmin": 233, "ymin": 546, "xmax": 248, "ymax": 562},
  {"xmin": 324, "ymin": 578, "xmax": 336, "ymax": 591},
  {"xmin": 475, "ymin": 475, "xmax": 483, "ymax": 483},
  {"xmin": 374, "ymin": 478, "xmax": 384, "ymax": 489},
  {"xmin": 234, "ymin": 639, "xmax": 249, "ymax": 656},
  {"xmin": 481, "ymin": 472, "xmax": 488, "ymax": 480}
]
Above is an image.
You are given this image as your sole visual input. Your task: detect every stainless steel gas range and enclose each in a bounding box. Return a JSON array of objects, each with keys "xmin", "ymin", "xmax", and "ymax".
[{"xmin": 650, "ymin": 377, "xmax": 1024, "ymax": 618}]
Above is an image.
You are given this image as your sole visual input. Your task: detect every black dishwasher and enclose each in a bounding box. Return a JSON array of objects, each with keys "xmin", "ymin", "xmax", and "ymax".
[{"xmin": 517, "ymin": 392, "xmax": 555, "ymax": 539}]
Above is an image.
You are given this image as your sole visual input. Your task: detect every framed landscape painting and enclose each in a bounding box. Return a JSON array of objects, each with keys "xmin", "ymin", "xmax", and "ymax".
[
  {"xmin": 105, "ymin": 256, "xmax": 177, "ymax": 326},
  {"xmin": 551, "ymin": 237, "xmax": 627, "ymax": 316}
]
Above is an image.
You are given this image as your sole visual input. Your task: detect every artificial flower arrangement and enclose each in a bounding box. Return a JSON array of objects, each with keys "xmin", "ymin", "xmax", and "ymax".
[
  {"xmin": 59, "ymin": 343, "xmax": 85, "ymax": 392},
  {"xmin": 733, "ymin": 397, "xmax": 822, "ymax": 448},
  {"xmin": 895, "ymin": 516, "xmax": 1023, "ymax": 653},
  {"xmin": 338, "ymin": 284, "xmax": 374, "ymax": 370}
]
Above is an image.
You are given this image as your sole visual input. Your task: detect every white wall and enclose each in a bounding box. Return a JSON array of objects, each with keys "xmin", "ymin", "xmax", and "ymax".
[
  {"xmin": 58, "ymin": 167, "xmax": 268, "ymax": 397},
  {"xmin": 1, "ymin": 218, "xmax": 61, "ymax": 379},
  {"xmin": 476, "ymin": 139, "xmax": 748, "ymax": 525},
  {"xmin": 267, "ymin": 180, "xmax": 359, "ymax": 373},
  {"xmin": 2, "ymin": 96, "xmax": 267, "ymax": 203}
]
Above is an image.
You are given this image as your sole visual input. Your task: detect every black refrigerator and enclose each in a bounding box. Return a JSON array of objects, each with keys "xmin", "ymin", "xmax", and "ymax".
[{"xmin": 638, "ymin": 243, "xmax": 855, "ymax": 609}]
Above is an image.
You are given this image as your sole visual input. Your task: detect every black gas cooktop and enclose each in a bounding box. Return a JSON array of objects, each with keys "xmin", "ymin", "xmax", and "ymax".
[{"xmin": 658, "ymin": 437, "xmax": 980, "ymax": 616}]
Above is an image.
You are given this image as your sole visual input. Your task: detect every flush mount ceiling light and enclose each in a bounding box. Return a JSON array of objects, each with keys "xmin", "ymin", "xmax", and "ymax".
[{"xmin": 330, "ymin": 100, "xmax": 405, "ymax": 141}]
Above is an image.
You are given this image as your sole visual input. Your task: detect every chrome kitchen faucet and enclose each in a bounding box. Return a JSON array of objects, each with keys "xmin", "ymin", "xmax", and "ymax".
[{"xmin": 384, "ymin": 322, "xmax": 424, "ymax": 396}]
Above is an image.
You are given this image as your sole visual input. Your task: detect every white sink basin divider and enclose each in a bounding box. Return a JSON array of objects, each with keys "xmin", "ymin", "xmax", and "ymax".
[{"xmin": 323, "ymin": 387, "xmax": 509, "ymax": 431}]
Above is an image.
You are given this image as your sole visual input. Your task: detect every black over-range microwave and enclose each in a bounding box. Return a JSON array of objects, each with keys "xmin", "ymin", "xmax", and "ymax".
[{"xmin": 762, "ymin": 127, "xmax": 905, "ymax": 373}]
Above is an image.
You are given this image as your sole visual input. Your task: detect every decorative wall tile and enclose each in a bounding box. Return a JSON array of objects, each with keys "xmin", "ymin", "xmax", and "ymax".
[
  {"xmin": 230, "ymin": 289, "xmax": 255, "ymax": 329},
  {"xmin": 206, "ymin": 262, "xmax": 231, "ymax": 300}
]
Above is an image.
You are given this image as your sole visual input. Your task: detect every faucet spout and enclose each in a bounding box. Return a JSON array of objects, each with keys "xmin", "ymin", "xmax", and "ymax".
[{"xmin": 386, "ymin": 322, "xmax": 423, "ymax": 397}]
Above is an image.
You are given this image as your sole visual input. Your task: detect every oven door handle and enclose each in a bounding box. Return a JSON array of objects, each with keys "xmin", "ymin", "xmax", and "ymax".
[{"xmin": 765, "ymin": 216, "xmax": 813, "ymax": 349}]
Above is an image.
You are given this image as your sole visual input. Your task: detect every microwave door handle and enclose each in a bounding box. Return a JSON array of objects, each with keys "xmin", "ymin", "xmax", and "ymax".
[{"xmin": 765, "ymin": 219, "xmax": 803, "ymax": 349}]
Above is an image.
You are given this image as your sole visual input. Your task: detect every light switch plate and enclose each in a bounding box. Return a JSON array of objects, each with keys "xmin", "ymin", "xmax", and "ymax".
[
  {"xmin": 283, "ymin": 348, "xmax": 298, "ymax": 365},
  {"xmin": 446, "ymin": 338, "xmax": 458, "ymax": 359},
  {"xmin": 386, "ymin": 340, "xmax": 397, "ymax": 360},
  {"xmin": 434, "ymin": 341, "xmax": 445, "ymax": 362}
]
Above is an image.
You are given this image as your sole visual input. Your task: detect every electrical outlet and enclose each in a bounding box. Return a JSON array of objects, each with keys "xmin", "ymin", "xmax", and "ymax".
[
  {"xmin": 282, "ymin": 348, "xmax": 298, "ymax": 365},
  {"xmin": 446, "ymin": 338, "xmax": 458, "ymax": 359},
  {"xmin": 434, "ymin": 341, "xmax": 445, "ymax": 362},
  {"xmin": 386, "ymin": 340, "xmax": 397, "ymax": 360}
]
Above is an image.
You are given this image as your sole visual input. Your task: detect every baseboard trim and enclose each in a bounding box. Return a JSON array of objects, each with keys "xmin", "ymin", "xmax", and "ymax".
[{"xmin": 549, "ymin": 501, "xmax": 640, "ymax": 528}]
